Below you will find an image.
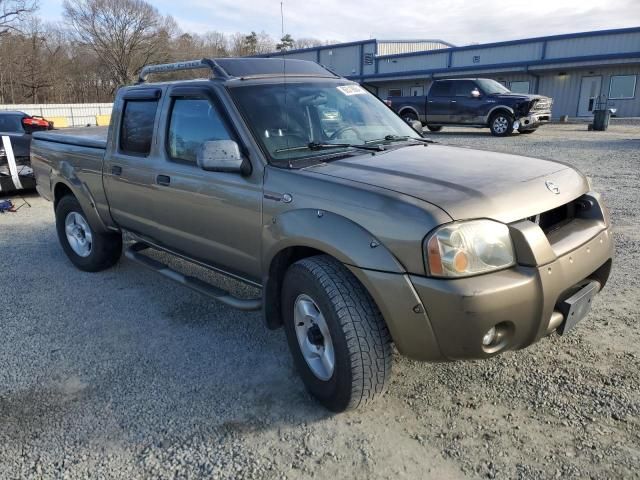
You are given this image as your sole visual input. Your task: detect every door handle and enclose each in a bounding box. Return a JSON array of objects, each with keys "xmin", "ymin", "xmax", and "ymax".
[
  {"xmin": 450, "ymin": 100, "xmax": 457, "ymax": 103},
  {"xmin": 111, "ymin": 165, "xmax": 122, "ymax": 176},
  {"xmin": 156, "ymin": 174, "xmax": 171, "ymax": 186}
]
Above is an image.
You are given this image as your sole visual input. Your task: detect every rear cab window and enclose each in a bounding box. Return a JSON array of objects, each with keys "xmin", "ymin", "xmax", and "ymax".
[
  {"xmin": 0, "ymin": 115, "xmax": 25, "ymax": 133},
  {"xmin": 119, "ymin": 92, "xmax": 160, "ymax": 156},
  {"xmin": 430, "ymin": 81, "xmax": 452, "ymax": 97}
]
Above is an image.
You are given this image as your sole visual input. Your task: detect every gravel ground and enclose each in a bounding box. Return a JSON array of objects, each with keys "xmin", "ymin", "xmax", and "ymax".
[{"xmin": 1, "ymin": 123, "xmax": 638, "ymax": 479}]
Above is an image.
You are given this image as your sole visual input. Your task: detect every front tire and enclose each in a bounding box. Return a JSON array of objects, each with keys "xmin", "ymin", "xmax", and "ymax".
[
  {"xmin": 426, "ymin": 125, "xmax": 442, "ymax": 132},
  {"xmin": 489, "ymin": 112, "xmax": 515, "ymax": 136},
  {"xmin": 282, "ymin": 255, "xmax": 392, "ymax": 412},
  {"xmin": 55, "ymin": 195, "xmax": 122, "ymax": 272}
]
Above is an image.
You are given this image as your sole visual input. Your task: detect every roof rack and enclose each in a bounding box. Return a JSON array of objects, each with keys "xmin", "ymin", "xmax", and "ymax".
[{"xmin": 137, "ymin": 58, "xmax": 230, "ymax": 83}]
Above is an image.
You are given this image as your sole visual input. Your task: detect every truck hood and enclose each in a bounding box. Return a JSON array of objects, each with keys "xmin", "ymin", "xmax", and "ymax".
[{"xmin": 306, "ymin": 144, "xmax": 588, "ymax": 223}]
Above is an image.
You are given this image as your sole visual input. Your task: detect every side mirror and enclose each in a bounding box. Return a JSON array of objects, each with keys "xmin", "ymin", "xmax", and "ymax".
[
  {"xmin": 471, "ymin": 89, "xmax": 481, "ymax": 98},
  {"xmin": 197, "ymin": 140, "xmax": 245, "ymax": 174}
]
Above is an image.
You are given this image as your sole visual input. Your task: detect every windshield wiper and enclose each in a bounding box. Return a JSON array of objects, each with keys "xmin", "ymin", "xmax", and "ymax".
[
  {"xmin": 377, "ymin": 134, "xmax": 437, "ymax": 144},
  {"xmin": 275, "ymin": 141, "xmax": 384, "ymax": 154}
]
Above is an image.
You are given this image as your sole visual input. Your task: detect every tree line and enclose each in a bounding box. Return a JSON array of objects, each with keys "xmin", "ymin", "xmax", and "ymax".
[{"xmin": 0, "ymin": 0, "xmax": 332, "ymax": 104}]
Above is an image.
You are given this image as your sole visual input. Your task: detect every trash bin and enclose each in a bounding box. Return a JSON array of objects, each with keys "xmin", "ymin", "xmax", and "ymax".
[{"xmin": 592, "ymin": 109, "xmax": 611, "ymax": 131}]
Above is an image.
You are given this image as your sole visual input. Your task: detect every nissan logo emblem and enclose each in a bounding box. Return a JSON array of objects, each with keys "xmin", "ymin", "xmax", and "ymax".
[{"xmin": 545, "ymin": 180, "xmax": 560, "ymax": 194}]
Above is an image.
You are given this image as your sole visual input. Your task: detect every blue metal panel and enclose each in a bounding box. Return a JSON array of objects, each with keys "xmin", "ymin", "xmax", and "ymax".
[
  {"xmin": 377, "ymin": 52, "xmax": 448, "ymax": 74},
  {"xmin": 356, "ymin": 51, "xmax": 640, "ymax": 81},
  {"xmin": 546, "ymin": 31, "xmax": 640, "ymax": 59},
  {"xmin": 451, "ymin": 43, "xmax": 543, "ymax": 68},
  {"xmin": 319, "ymin": 45, "xmax": 362, "ymax": 77}
]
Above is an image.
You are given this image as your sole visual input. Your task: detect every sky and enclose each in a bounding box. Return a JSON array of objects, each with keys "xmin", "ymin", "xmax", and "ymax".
[{"xmin": 39, "ymin": 0, "xmax": 640, "ymax": 46}]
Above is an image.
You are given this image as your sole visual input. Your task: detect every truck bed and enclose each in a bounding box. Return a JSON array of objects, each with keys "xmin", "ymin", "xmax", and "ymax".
[
  {"xmin": 31, "ymin": 126, "xmax": 109, "ymax": 222},
  {"xmin": 33, "ymin": 126, "xmax": 108, "ymax": 150}
]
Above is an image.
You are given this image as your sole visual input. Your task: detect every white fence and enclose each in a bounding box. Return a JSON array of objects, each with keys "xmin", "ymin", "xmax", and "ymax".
[{"xmin": 0, "ymin": 103, "xmax": 113, "ymax": 127}]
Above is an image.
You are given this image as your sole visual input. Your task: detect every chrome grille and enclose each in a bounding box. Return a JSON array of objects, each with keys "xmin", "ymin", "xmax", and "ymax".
[
  {"xmin": 533, "ymin": 98, "xmax": 552, "ymax": 111},
  {"xmin": 528, "ymin": 201, "xmax": 575, "ymax": 234}
]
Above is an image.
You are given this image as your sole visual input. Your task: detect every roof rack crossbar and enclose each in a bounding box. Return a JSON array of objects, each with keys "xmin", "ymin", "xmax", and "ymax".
[{"xmin": 137, "ymin": 58, "xmax": 230, "ymax": 83}]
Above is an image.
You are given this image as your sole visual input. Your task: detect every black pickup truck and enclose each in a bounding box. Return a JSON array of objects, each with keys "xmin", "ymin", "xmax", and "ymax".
[{"xmin": 387, "ymin": 78, "xmax": 552, "ymax": 136}]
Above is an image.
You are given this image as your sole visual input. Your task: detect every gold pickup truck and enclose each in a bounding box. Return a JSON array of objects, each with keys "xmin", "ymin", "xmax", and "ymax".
[{"xmin": 31, "ymin": 58, "xmax": 613, "ymax": 412}]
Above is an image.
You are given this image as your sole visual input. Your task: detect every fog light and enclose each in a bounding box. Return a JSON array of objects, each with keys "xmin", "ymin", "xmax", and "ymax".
[{"xmin": 482, "ymin": 327, "xmax": 497, "ymax": 346}]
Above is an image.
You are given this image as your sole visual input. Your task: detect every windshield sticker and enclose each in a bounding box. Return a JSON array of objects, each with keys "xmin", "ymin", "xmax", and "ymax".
[{"xmin": 337, "ymin": 85, "xmax": 366, "ymax": 96}]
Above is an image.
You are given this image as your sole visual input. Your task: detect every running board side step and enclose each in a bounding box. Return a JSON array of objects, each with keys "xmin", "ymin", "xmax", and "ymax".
[{"xmin": 124, "ymin": 243, "xmax": 262, "ymax": 311}]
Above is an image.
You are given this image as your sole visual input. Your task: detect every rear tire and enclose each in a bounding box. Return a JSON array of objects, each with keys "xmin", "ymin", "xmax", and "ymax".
[
  {"xmin": 489, "ymin": 112, "xmax": 515, "ymax": 136},
  {"xmin": 401, "ymin": 110, "xmax": 419, "ymax": 124},
  {"xmin": 426, "ymin": 125, "xmax": 442, "ymax": 132},
  {"xmin": 55, "ymin": 195, "xmax": 122, "ymax": 272},
  {"xmin": 518, "ymin": 128, "xmax": 538, "ymax": 134},
  {"xmin": 282, "ymin": 255, "xmax": 392, "ymax": 412}
]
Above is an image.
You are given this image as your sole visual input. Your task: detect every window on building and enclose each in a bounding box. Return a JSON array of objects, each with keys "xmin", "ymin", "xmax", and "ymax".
[
  {"xmin": 609, "ymin": 75, "xmax": 636, "ymax": 99},
  {"xmin": 510, "ymin": 81, "xmax": 530, "ymax": 94},
  {"xmin": 388, "ymin": 88, "xmax": 402, "ymax": 97},
  {"xmin": 430, "ymin": 80, "xmax": 453, "ymax": 97},
  {"xmin": 120, "ymin": 100, "xmax": 159, "ymax": 156},
  {"xmin": 167, "ymin": 98, "xmax": 233, "ymax": 163}
]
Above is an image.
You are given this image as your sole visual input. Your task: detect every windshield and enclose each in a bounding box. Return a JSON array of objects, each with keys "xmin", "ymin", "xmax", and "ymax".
[
  {"xmin": 475, "ymin": 79, "xmax": 511, "ymax": 95},
  {"xmin": 229, "ymin": 81, "xmax": 420, "ymax": 163}
]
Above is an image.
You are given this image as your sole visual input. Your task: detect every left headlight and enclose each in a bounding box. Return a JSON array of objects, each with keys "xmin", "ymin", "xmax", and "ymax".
[{"xmin": 425, "ymin": 220, "xmax": 515, "ymax": 278}]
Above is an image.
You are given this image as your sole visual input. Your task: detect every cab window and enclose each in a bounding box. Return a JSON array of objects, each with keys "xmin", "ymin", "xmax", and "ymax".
[
  {"xmin": 120, "ymin": 100, "xmax": 158, "ymax": 156},
  {"xmin": 453, "ymin": 81, "xmax": 477, "ymax": 97},
  {"xmin": 167, "ymin": 98, "xmax": 232, "ymax": 163},
  {"xmin": 430, "ymin": 81, "xmax": 452, "ymax": 97}
]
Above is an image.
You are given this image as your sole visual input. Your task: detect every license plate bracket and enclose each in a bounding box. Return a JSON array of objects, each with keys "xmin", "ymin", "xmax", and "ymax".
[{"xmin": 557, "ymin": 281, "xmax": 599, "ymax": 335}]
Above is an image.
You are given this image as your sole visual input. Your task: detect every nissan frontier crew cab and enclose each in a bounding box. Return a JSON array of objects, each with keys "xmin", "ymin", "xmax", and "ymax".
[
  {"xmin": 387, "ymin": 78, "xmax": 552, "ymax": 136},
  {"xmin": 31, "ymin": 58, "xmax": 612, "ymax": 412}
]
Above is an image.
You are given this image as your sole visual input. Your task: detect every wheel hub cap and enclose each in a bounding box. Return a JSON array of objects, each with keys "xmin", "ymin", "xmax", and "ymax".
[
  {"xmin": 294, "ymin": 294, "xmax": 335, "ymax": 381},
  {"xmin": 494, "ymin": 116, "xmax": 508, "ymax": 133},
  {"xmin": 65, "ymin": 211, "xmax": 93, "ymax": 258}
]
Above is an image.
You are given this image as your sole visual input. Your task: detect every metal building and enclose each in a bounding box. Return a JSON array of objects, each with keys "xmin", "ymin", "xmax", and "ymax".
[{"xmin": 260, "ymin": 27, "xmax": 640, "ymax": 118}]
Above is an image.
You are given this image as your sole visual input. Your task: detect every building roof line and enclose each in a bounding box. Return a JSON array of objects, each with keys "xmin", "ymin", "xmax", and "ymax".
[
  {"xmin": 349, "ymin": 51, "xmax": 640, "ymax": 81},
  {"xmin": 375, "ymin": 26, "xmax": 640, "ymax": 60},
  {"xmin": 254, "ymin": 26, "xmax": 639, "ymax": 60},
  {"xmin": 376, "ymin": 39, "xmax": 456, "ymax": 47}
]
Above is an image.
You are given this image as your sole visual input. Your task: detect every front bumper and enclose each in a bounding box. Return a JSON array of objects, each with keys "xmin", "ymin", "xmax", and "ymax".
[
  {"xmin": 348, "ymin": 193, "xmax": 613, "ymax": 362},
  {"xmin": 517, "ymin": 111, "xmax": 551, "ymax": 129}
]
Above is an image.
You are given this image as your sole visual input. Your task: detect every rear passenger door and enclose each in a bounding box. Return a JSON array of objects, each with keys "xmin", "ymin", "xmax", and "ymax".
[
  {"xmin": 426, "ymin": 80, "xmax": 453, "ymax": 123},
  {"xmin": 151, "ymin": 85, "xmax": 263, "ymax": 282},
  {"xmin": 103, "ymin": 89, "xmax": 161, "ymax": 236}
]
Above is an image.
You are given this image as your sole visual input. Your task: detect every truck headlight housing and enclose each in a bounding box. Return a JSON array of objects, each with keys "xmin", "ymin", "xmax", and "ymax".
[{"xmin": 425, "ymin": 220, "xmax": 515, "ymax": 278}]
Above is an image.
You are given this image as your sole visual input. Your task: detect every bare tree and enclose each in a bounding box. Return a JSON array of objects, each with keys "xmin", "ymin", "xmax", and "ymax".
[
  {"xmin": 294, "ymin": 37, "xmax": 323, "ymax": 49},
  {"xmin": 63, "ymin": 0, "xmax": 175, "ymax": 87},
  {"xmin": 0, "ymin": 0, "xmax": 36, "ymax": 35}
]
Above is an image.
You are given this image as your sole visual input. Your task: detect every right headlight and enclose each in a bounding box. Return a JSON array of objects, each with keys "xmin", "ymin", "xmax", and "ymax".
[{"xmin": 425, "ymin": 219, "xmax": 515, "ymax": 278}]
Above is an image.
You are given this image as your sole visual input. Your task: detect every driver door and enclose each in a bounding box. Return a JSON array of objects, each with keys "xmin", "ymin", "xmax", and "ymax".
[
  {"xmin": 451, "ymin": 80, "xmax": 483, "ymax": 124},
  {"xmin": 151, "ymin": 86, "xmax": 263, "ymax": 282}
]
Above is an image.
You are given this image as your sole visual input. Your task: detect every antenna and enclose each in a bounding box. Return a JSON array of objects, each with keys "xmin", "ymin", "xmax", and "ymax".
[
  {"xmin": 280, "ymin": 1, "xmax": 290, "ymax": 166},
  {"xmin": 281, "ymin": 2, "xmax": 285, "ymax": 38}
]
